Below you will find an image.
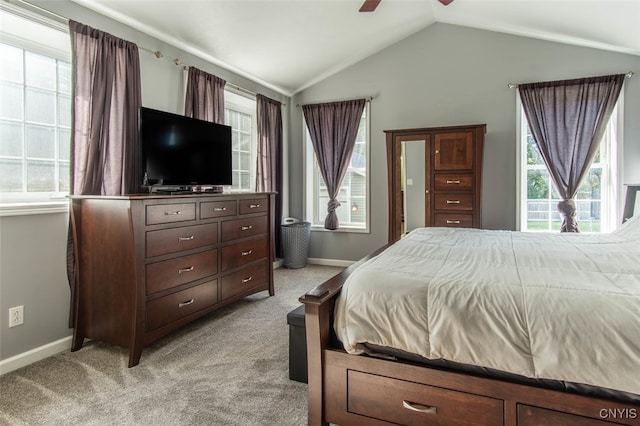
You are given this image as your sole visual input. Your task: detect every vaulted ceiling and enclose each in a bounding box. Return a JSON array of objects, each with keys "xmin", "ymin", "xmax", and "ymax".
[{"xmin": 70, "ymin": 0, "xmax": 640, "ymax": 96}]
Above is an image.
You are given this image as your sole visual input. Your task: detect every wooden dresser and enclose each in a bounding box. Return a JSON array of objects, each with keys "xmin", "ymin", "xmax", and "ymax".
[
  {"xmin": 69, "ymin": 192, "xmax": 275, "ymax": 367},
  {"xmin": 385, "ymin": 124, "xmax": 485, "ymax": 242}
]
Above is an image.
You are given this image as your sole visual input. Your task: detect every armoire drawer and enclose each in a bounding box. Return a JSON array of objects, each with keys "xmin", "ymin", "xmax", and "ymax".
[
  {"xmin": 146, "ymin": 223, "xmax": 218, "ymax": 258},
  {"xmin": 434, "ymin": 173, "xmax": 473, "ymax": 191},
  {"xmin": 146, "ymin": 203, "xmax": 196, "ymax": 225},
  {"xmin": 221, "ymin": 260, "xmax": 268, "ymax": 301},
  {"xmin": 146, "ymin": 279, "xmax": 218, "ymax": 332},
  {"xmin": 347, "ymin": 370, "xmax": 503, "ymax": 426},
  {"xmin": 200, "ymin": 200, "xmax": 237, "ymax": 219},
  {"xmin": 434, "ymin": 193, "xmax": 473, "ymax": 211},
  {"xmin": 434, "ymin": 213, "xmax": 474, "ymax": 228},
  {"xmin": 221, "ymin": 215, "xmax": 268, "ymax": 242},
  {"xmin": 146, "ymin": 249, "xmax": 218, "ymax": 295},
  {"xmin": 221, "ymin": 238, "xmax": 268, "ymax": 272}
]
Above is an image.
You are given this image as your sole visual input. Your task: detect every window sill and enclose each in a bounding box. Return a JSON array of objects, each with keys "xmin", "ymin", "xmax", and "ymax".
[
  {"xmin": 309, "ymin": 224, "xmax": 369, "ymax": 234},
  {"xmin": 0, "ymin": 201, "xmax": 69, "ymax": 217}
]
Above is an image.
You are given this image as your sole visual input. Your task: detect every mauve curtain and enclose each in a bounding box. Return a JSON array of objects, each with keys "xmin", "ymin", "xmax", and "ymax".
[
  {"xmin": 519, "ymin": 74, "xmax": 624, "ymax": 232},
  {"xmin": 184, "ymin": 67, "xmax": 226, "ymax": 124},
  {"xmin": 256, "ymin": 94, "xmax": 283, "ymax": 257},
  {"xmin": 302, "ymin": 99, "xmax": 366, "ymax": 230},
  {"xmin": 67, "ymin": 20, "xmax": 142, "ymax": 324}
]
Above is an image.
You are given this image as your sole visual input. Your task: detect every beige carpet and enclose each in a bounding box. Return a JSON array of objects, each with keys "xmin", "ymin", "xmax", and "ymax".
[{"xmin": 0, "ymin": 265, "xmax": 343, "ymax": 426}]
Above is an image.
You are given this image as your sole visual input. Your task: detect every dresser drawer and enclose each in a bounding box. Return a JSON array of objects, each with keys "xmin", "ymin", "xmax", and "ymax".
[
  {"xmin": 146, "ymin": 223, "xmax": 218, "ymax": 258},
  {"xmin": 146, "ymin": 279, "xmax": 218, "ymax": 332},
  {"xmin": 221, "ymin": 238, "xmax": 268, "ymax": 272},
  {"xmin": 146, "ymin": 203, "xmax": 196, "ymax": 225},
  {"xmin": 434, "ymin": 213, "xmax": 474, "ymax": 228},
  {"xmin": 201, "ymin": 200, "xmax": 237, "ymax": 219},
  {"xmin": 221, "ymin": 215, "xmax": 268, "ymax": 242},
  {"xmin": 434, "ymin": 173, "xmax": 473, "ymax": 191},
  {"xmin": 146, "ymin": 249, "xmax": 218, "ymax": 295},
  {"xmin": 434, "ymin": 193, "xmax": 473, "ymax": 211},
  {"xmin": 239, "ymin": 198, "xmax": 268, "ymax": 215},
  {"xmin": 347, "ymin": 370, "xmax": 503, "ymax": 426},
  {"xmin": 221, "ymin": 260, "xmax": 268, "ymax": 301}
]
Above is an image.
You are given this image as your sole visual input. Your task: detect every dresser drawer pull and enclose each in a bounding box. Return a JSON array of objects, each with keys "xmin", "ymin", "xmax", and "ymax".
[
  {"xmin": 242, "ymin": 276, "xmax": 253, "ymax": 283},
  {"xmin": 178, "ymin": 235, "xmax": 194, "ymax": 242},
  {"xmin": 402, "ymin": 400, "xmax": 437, "ymax": 414},
  {"xmin": 446, "ymin": 220, "xmax": 461, "ymax": 224},
  {"xmin": 446, "ymin": 179, "xmax": 461, "ymax": 184},
  {"xmin": 164, "ymin": 210, "xmax": 182, "ymax": 216},
  {"xmin": 241, "ymin": 225, "xmax": 253, "ymax": 231},
  {"xmin": 213, "ymin": 207, "xmax": 227, "ymax": 212},
  {"xmin": 178, "ymin": 299, "xmax": 194, "ymax": 308},
  {"xmin": 178, "ymin": 266, "xmax": 194, "ymax": 274},
  {"xmin": 446, "ymin": 200, "xmax": 461, "ymax": 204},
  {"xmin": 249, "ymin": 204, "xmax": 261, "ymax": 208},
  {"xmin": 242, "ymin": 250, "xmax": 253, "ymax": 256}
]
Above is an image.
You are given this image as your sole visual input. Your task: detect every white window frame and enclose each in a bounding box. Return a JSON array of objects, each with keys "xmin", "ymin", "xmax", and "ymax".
[
  {"xmin": 303, "ymin": 103, "xmax": 370, "ymax": 233},
  {"xmin": 0, "ymin": 3, "xmax": 71, "ymax": 216},
  {"xmin": 516, "ymin": 92, "xmax": 623, "ymax": 233},
  {"xmin": 224, "ymin": 89, "xmax": 257, "ymax": 193}
]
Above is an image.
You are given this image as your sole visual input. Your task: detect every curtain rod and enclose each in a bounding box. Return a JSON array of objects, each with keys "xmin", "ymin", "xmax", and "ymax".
[
  {"xmin": 296, "ymin": 96, "xmax": 375, "ymax": 108},
  {"xmin": 507, "ymin": 71, "xmax": 634, "ymax": 89},
  {"xmin": 9, "ymin": 0, "xmax": 286, "ymax": 106}
]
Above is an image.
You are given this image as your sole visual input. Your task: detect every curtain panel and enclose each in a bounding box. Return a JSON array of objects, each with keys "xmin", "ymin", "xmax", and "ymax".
[
  {"xmin": 518, "ymin": 74, "xmax": 624, "ymax": 232},
  {"xmin": 67, "ymin": 20, "xmax": 142, "ymax": 325},
  {"xmin": 302, "ymin": 99, "xmax": 366, "ymax": 230},
  {"xmin": 256, "ymin": 94, "xmax": 283, "ymax": 257},
  {"xmin": 184, "ymin": 67, "xmax": 226, "ymax": 124}
]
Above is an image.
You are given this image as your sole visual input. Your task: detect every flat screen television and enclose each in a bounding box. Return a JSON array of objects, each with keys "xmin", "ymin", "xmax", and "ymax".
[{"xmin": 139, "ymin": 107, "xmax": 232, "ymax": 192}]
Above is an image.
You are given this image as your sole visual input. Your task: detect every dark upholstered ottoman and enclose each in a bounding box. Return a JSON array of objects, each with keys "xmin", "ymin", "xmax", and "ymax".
[{"xmin": 287, "ymin": 304, "xmax": 307, "ymax": 383}]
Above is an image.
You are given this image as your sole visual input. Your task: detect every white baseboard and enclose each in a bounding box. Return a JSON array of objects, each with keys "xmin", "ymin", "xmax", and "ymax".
[
  {"xmin": 0, "ymin": 336, "xmax": 72, "ymax": 376},
  {"xmin": 307, "ymin": 257, "xmax": 355, "ymax": 268}
]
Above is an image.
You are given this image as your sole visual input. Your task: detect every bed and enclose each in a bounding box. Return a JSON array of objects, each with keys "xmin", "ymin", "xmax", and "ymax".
[{"xmin": 299, "ymin": 216, "xmax": 640, "ymax": 426}]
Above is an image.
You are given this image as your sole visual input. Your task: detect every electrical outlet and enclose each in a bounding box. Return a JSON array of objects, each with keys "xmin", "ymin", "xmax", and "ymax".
[{"xmin": 9, "ymin": 306, "xmax": 24, "ymax": 327}]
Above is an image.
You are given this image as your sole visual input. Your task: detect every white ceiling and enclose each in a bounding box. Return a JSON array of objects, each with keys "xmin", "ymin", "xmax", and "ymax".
[{"xmin": 70, "ymin": 0, "xmax": 640, "ymax": 96}]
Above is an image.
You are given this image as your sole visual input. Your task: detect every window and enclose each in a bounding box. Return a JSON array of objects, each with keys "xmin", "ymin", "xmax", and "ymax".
[
  {"xmin": 518, "ymin": 101, "xmax": 621, "ymax": 233},
  {"xmin": 0, "ymin": 7, "xmax": 71, "ymax": 209},
  {"xmin": 224, "ymin": 90, "xmax": 257, "ymax": 192},
  {"xmin": 304, "ymin": 105, "xmax": 369, "ymax": 231}
]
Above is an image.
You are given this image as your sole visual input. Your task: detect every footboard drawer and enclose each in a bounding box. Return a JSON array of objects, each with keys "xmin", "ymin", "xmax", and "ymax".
[{"xmin": 347, "ymin": 370, "xmax": 503, "ymax": 426}]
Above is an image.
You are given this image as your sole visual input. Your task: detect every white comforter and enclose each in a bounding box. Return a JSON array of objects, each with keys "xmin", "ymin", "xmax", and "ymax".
[{"xmin": 334, "ymin": 216, "xmax": 640, "ymax": 395}]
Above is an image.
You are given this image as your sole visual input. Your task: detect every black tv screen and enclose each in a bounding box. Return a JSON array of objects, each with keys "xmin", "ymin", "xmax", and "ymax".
[{"xmin": 139, "ymin": 107, "xmax": 232, "ymax": 188}]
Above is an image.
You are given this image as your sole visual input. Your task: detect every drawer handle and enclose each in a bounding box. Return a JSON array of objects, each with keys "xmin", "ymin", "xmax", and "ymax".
[
  {"xmin": 242, "ymin": 250, "xmax": 253, "ymax": 256},
  {"xmin": 178, "ymin": 235, "xmax": 194, "ymax": 242},
  {"xmin": 446, "ymin": 200, "xmax": 461, "ymax": 204},
  {"xmin": 249, "ymin": 204, "xmax": 261, "ymax": 208},
  {"xmin": 446, "ymin": 220, "xmax": 461, "ymax": 224},
  {"xmin": 164, "ymin": 210, "xmax": 182, "ymax": 216},
  {"xmin": 178, "ymin": 266, "xmax": 194, "ymax": 274},
  {"xmin": 241, "ymin": 225, "xmax": 253, "ymax": 231},
  {"xmin": 242, "ymin": 276, "xmax": 253, "ymax": 283},
  {"xmin": 446, "ymin": 179, "xmax": 461, "ymax": 184},
  {"xmin": 178, "ymin": 299, "xmax": 194, "ymax": 308},
  {"xmin": 402, "ymin": 400, "xmax": 437, "ymax": 414},
  {"xmin": 214, "ymin": 207, "xmax": 227, "ymax": 212}
]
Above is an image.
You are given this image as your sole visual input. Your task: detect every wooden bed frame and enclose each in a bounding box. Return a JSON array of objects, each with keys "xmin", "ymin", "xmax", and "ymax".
[{"xmin": 299, "ymin": 245, "xmax": 639, "ymax": 426}]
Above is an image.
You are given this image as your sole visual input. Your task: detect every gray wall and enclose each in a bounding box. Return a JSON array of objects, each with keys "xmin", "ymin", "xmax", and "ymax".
[
  {"xmin": 0, "ymin": 0, "xmax": 288, "ymax": 362},
  {"xmin": 290, "ymin": 23, "xmax": 640, "ymax": 261}
]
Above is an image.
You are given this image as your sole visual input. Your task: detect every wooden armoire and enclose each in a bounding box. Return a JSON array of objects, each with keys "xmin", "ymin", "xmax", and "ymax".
[{"xmin": 385, "ymin": 124, "xmax": 485, "ymax": 242}]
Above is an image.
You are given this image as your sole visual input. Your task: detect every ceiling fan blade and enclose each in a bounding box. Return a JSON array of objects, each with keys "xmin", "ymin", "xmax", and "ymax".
[
  {"xmin": 359, "ymin": 0, "xmax": 382, "ymax": 12},
  {"xmin": 438, "ymin": 0, "xmax": 454, "ymax": 5}
]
